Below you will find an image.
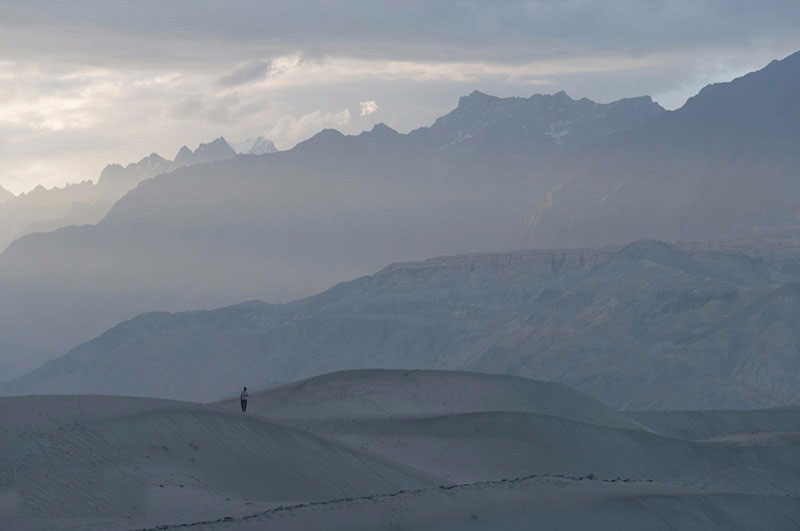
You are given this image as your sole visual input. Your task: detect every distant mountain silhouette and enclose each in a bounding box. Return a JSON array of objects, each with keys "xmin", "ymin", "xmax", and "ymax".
[
  {"xmin": 0, "ymin": 340, "xmax": 49, "ymax": 382},
  {"xmin": 523, "ymin": 49, "xmax": 800, "ymax": 248},
  {"xmin": 411, "ymin": 89, "xmax": 664, "ymax": 151},
  {"xmin": 174, "ymin": 137, "xmax": 237, "ymax": 166},
  {"xmin": 1, "ymin": 50, "xmax": 799, "ymax": 373},
  {"xmin": 0, "ymin": 137, "xmax": 246, "ymax": 252},
  {"xmin": 6, "ymin": 239, "xmax": 800, "ymax": 410},
  {"xmin": 0, "ymin": 89, "xmax": 662, "ymax": 360},
  {"xmin": 231, "ymin": 136, "xmax": 278, "ymax": 155},
  {"xmin": 97, "ymin": 152, "xmax": 178, "ymax": 198}
]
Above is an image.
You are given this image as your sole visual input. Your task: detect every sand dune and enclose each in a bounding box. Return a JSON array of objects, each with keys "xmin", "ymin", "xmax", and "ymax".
[
  {"xmin": 3, "ymin": 370, "xmax": 800, "ymax": 530},
  {"xmin": 217, "ymin": 369, "xmax": 645, "ymax": 431},
  {"xmin": 0, "ymin": 395, "xmax": 437, "ymax": 530},
  {"xmin": 216, "ymin": 371, "xmax": 800, "ymax": 488},
  {"xmin": 157, "ymin": 476, "xmax": 800, "ymax": 531},
  {"xmin": 279, "ymin": 411, "xmax": 800, "ymax": 491},
  {"xmin": 628, "ymin": 407, "xmax": 800, "ymax": 439}
]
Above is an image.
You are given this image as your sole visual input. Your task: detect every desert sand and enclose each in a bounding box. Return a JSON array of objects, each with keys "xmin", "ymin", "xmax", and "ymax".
[{"xmin": 2, "ymin": 370, "xmax": 799, "ymax": 530}]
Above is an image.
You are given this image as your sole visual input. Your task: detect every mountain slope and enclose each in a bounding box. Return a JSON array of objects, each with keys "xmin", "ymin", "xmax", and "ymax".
[
  {"xmin": 0, "ymin": 92, "xmax": 659, "ymax": 359},
  {"xmin": 524, "ymin": 49, "xmax": 800, "ymax": 248},
  {"xmin": 413, "ymin": 90, "xmax": 664, "ymax": 151},
  {"xmin": 0, "ymin": 181, "xmax": 107, "ymax": 251},
  {"xmin": 174, "ymin": 137, "xmax": 237, "ymax": 165},
  {"xmin": 6, "ymin": 240, "xmax": 800, "ymax": 409},
  {"xmin": 2, "ymin": 51, "xmax": 800, "ymax": 374},
  {"xmin": 0, "ymin": 138, "xmax": 245, "ymax": 369},
  {"xmin": 0, "ymin": 137, "xmax": 240, "ymax": 253}
]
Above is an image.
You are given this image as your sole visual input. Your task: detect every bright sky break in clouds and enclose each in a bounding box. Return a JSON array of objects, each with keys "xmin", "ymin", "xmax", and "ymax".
[{"xmin": 0, "ymin": 1, "xmax": 799, "ymax": 193}]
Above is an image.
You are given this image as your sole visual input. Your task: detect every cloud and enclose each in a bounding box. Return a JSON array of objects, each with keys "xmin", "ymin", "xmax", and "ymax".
[
  {"xmin": 1, "ymin": 1, "xmax": 798, "ymax": 67},
  {"xmin": 0, "ymin": 64, "xmax": 118, "ymax": 133},
  {"xmin": 359, "ymin": 100, "xmax": 378, "ymax": 116},
  {"xmin": 218, "ymin": 60, "xmax": 275, "ymax": 87},
  {"xmin": 298, "ymin": 50, "xmax": 328, "ymax": 66},
  {"xmin": 1, "ymin": 1, "xmax": 799, "ymax": 192}
]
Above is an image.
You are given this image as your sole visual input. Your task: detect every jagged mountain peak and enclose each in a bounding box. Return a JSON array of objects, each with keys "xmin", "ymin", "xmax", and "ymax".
[
  {"xmin": 192, "ymin": 137, "xmax": 236, "ymax": 161},
  {"xmin": 360, "ymin": 122, "xmax": 399, "ymax": 137},
  {"xmin": 552, "ymin": 89, "xmax": 572, "ymax": 101},
  {"xmin": 457, "ymin": 90, "xmax": 499, "ymax": 108},
  {"xmin": 231, "ymin": 136, "xmax": 277, "ymax": 155},
  {"xmin": 174, "ymin": 145, "xmax": 194, "ymax": 164},
  {"xmin": 294, "ymin": 128, "xmax": 346, "ymax": 150},
  {"xmin": 133, "ymin": 153, "xmax": 170, "ymax": 171},
  {"xmin": 316, "ymin": 128, "xmax": 346, "ymax": 138},
  {"xmin": 140, "ymin": 152, "xmax": 168, "ymax": 163},
  {"xmin": 174, "ymin": 137, "xmax": 237, "ymax": 165},
  {"xmin": 99, "ymin": 137, "xmax": 237, "ymax": 192},
  {"xmin": 99, "ymin": 151, "xmax": 176, "ymax": 189},
  {"xmin": 202, "ymin": 136, "xmax": 230, "ymax": 148},
  {"xmin": 609, "ymin": 95, "xmax": 660, "ymax": 108},
  {"xmin": 418, "ymin": 88, "xmax": 665, "ymax": 149}
]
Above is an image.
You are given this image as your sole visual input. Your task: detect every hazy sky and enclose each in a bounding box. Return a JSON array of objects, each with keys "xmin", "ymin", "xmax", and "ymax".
[{"xmin": 1, "ymin": 0, "xmax": 798, "ymax": 194}]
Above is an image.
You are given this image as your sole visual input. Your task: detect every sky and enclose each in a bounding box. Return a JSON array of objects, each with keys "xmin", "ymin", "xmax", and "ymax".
[{"xmin": 0, "ymin": 0, "xmax": 798, "ymax": 194}]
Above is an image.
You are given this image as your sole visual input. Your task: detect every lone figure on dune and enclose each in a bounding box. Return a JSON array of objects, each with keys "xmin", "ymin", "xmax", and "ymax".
[{"xmin": 240, "ymin": 386, "xmax": 248, "ymax": 412}]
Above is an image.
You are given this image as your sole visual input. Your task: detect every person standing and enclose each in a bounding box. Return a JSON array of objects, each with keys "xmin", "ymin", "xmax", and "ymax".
[{"xmin": 240, "ymin": 386, "xmax": 248, "ymax": 412}]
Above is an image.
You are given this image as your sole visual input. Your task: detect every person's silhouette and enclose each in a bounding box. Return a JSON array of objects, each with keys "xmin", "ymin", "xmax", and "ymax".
[{"xmin": 240, "ymin": 386, "xmax": 248, "ymax": 412}]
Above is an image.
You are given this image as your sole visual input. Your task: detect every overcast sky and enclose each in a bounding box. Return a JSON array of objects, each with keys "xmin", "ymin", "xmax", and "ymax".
[{"xmin": 1, "ymin": 0, "xmax": 798, "ymax": 194}]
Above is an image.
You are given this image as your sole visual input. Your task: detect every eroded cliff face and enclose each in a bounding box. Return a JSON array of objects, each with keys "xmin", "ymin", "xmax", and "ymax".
[
  {"xmin": 381, "ymin": 246, "xmax": 618, "ymax": 276},
  {"xmin": 7, "ymin": 239, "xmax": 800, "ymax": 410}
]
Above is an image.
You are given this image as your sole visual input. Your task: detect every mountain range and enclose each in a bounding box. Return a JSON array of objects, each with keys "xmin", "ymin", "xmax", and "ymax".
[
  {"xmin": 523, "ymin": 51, "xmax": 800, "ymax": 248},
  {"xmin": 0, "ymin": 136, "xmax": 275, "ymax": 252},
  {"xmin": 231, "ymin": 136, "xmax": 278, "ymax": 155},
  {"xmin": 0, "ymin": 75, "xmax": 685, "ymax": 360},
  {"xmin": 5, "ymin": 238, "xmax": 800, "ymax": 410},
  {"xmin": 1, "ymin": 51, "xmax": 799, "ymax": 388},
  {"xmin": 0, "ymin": 136, "xmax": 273, "ymax": 374}
]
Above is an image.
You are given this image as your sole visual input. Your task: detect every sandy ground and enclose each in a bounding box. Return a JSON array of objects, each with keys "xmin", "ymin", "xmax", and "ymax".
[
  {"xmin": 217, "ymin": 369, "xmax": 646, "ymax": 431},
  {"xmin": 0, "ymin": 394, "xmax": 437, "ymax": 530},
  {"xmin": 3, "ymin": 370, "xmax": 799, "ymax": 530},
  {"xmin": 160, "ymin": 476, "xmax": 800, "ymax": 531},
  {"xmin": 628, "ymin": 407, "xmax": 800, "ymax": 439}
]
